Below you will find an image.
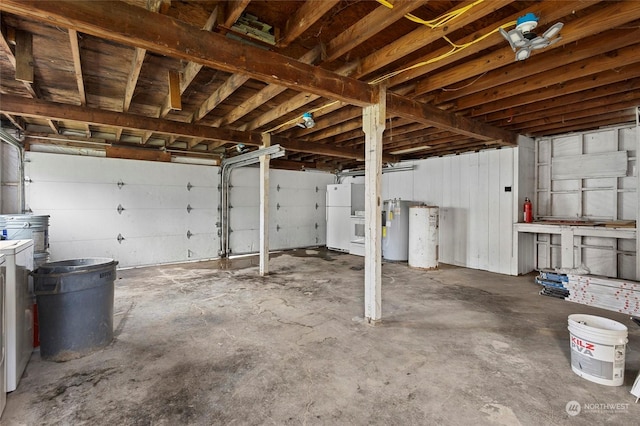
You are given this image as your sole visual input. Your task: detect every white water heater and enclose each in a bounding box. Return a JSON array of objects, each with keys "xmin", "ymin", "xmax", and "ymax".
[
  {"xmin": 408, "ymin": 206, "xmax": 439, "ymax": 269},
  {"xmin": 382, "ymin": 199, "xmax": 414, "ymax": 261}
]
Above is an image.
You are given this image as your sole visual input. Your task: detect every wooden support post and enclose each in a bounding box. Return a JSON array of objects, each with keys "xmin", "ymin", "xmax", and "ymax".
[
  {"xmin": 363, "ymin": 85, "xmax": 385, "ymax": 323},
  {"xmin": 259, "ymin": 133, "xmax": 271, "ymax": 276},
  {"xmin": 15, "ymin": 30, "xmax": 33, "ymax": 83}
]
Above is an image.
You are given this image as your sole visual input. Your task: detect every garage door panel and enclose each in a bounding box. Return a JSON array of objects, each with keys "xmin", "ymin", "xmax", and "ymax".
[
  {"xmin": 26, "ymin": 152, "xmax": 221, "ymax": 266},
  {"xmin": 27, "ymin": 181, "xmax": 120, "ymax": 210}
]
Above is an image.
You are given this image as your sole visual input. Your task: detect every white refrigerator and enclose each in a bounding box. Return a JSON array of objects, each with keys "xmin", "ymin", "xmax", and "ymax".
[
  {"xmin": 326, "ymin": 184, "xmax": 364, "ymax": 252},
  {"xmin": 326, "ymin": 184, "xmax": 351, "ymax": 252},
  {"xmin": 0, "ymin": 240, "xmax": 34, "ymax": 392}
]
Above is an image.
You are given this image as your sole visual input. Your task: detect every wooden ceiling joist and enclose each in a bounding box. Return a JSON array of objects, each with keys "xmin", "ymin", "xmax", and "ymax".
[
  {"xmin": 386, "ymin": 93, "xmax": 518, "ymax": 145},
  {"xmin": 452, "ymin": 43, "xmax": 640, "ymax": 113},
  {"xmin": 0, "ymin": 0, "xmax": 520, "ymax": 146},
  {"xmin": 387, "ymin": 0, "xmax": 588, "ymax": 89},
  {"xmin": 0, "ymin": 95, "xmax": 394, "ymax": 163},
  {"xmin": 0, "ymin": 0, "xmax": 376, "ymax": 106},
  {"xmin": 414, "ymin": 1, "xmax": 640, "ymax": 97},
  {"xmin": 67, "ymin": 29, "xmax": 86, "ymax": 106},
  {"xmin": 277, "ymin": 0, "xmax": 339, "ymax": 48}
]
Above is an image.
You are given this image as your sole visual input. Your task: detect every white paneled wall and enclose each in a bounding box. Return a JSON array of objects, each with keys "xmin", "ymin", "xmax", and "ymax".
[
  {"xmin": 229, "ymin": 167, "xmax": 333, "ymax": 255},
  {"xmin": 534, "ymin": 124, "xmax": 638, "ymax": 279},
  {"xmin": 25, "ymin": 152, "xmax": 219, "ymax": 268},
  {"xmin": 381, "ymin": 148, "xmax": 518, "ymax": 275}
]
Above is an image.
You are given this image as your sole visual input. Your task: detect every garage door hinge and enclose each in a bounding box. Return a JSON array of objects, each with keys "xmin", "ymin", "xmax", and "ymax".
[
  {"xmin": 117, "ymin": 233, "xmax": 125, "ymax": 244},
  {"xmin": 117, "ymin": 204, "xmax": 125, "ymax": 214},
  {"xmin": 276, "ymin": 184, "xmax": 281, "ymax": 192},
  {"xmin": 117, "ymin": 180, "xmax": 125, "ymax": 189},
  {"xmin": 186, "ymin": 204, "xmax": 193, "ymax": 213},
  {"xmin": 187, "ymin": 182, "xmax": 193, "ymax": 191},
  {"xmin": 187, "ymin": 230, "xmax": 193, "ymax": 239},
  {"xmin": 315, "ymin": 203, "xmax": 319, "ymax": 210},
  {"xmin": 276, "ymin": 203, "xmax": 281, "ymax": 210},
  {"xmin": 276, "ymin": 225, "xmax": 280, "ymax": 232}
]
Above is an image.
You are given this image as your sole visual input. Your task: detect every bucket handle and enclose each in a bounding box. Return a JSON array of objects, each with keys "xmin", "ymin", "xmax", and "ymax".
[{"xmin": 33, "ymin": 275, "xmax": 61, "ymax": 295}]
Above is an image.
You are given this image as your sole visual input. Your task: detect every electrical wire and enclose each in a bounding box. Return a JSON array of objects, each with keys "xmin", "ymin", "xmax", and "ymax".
[
  {"xmin": 369, "ymin": 0, "xmax": 517, "ymax": 85},
  {"xmin": 376, "ymin": 0, "xmax": 485, "ymax": 29},
  {"xmin": 269, "ymin": 1, "xmax": 518, "ymax": 131},
  {"xmin": 264, "ymin": 100, "xmax": 341, "ymax": 133}
]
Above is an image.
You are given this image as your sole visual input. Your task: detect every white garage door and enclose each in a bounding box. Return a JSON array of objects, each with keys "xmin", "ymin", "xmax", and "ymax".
[{"xmin": 25, "ymin": 152, "xmax": 219, "ymax": 268}]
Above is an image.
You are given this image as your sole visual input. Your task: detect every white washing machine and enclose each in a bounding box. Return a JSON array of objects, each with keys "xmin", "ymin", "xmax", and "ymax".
[
  {"xmin": 0, "ymin": 240, "xmax": 34, "ymax": 392},
  {"xmin": 0, "ymin": 254, "xmax": 6, "ymax": 416}
]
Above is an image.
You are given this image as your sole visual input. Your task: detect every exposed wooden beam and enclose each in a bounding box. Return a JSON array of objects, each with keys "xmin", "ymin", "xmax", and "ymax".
[
  {"xmin": 123, "ymin": 47, "xmax": 146, "ymax": 112},
  {"xmin": 0, "ymin": 20, "xmax": 16, "ymax": 68},
  {"xmin": 222, "ymin": 0, "xmax": 250, "ymax": 28},
  {"xmin": 277, "ymin": 0, "xmax": 339, "ymax": 48},
  {"xmin": 214, "ymin": 45, "xmax": 324, "ymax": 127},
  {"xmin": 437, "ymin": 28, "xmax": 640, "ymax": 105},
  {"xmin": 496, "ymin": 89, "xmax": 640, "ymax": 128},
  {"xmin": 386, "ymin": 93, "xmax": 518, "ymax": 145},
  {"xmin": 528, "ymin": 113, "xmax": 637, "ymax": 137},
  {"xmin": 508, "ymin": 98, "xmax": 640, "ymax": 132},
  {"xmin": 1, "ymin": 95, "xmax": 389, "ymax": 162},
  {"xmin": 0, "ymin": 23, "xmax": 40, "ymax": 98},
  {"xmin": 106, "ymin": 145, "xmax": 171, "ymax": 162},
  {"xmin": 451, "ymin": 44, "xmax": 640, "ymax": 113},
  {"xmin": 47, "ymin": 119, "xmax": 60, "ymax": 134},
  {"xmin": 160, "ymin": 6, "xmax": 218, "ymax": 117},
  {"xmin": 1, "ymin": 95, "xmax": 263, "ymax": 145},
  {"xmin": 3, "ymin": 113, "xmax": 26, "ymax": 131},
  {"xmin": 0, "ymin": 0, "xmax": 376, "ymax": 106},
  {"xmin": 141, "ymin": 131, "xmax": 153, "ymax": 145},
  {"xmin": 357, "ymin": 0, "xmax": 513, "ymax": 80},
  {"xmin": 475, "ymin": 66, "xmax": 640, "ymax": 120},
  {"xmin": 414, "ymin": 1, "xmax": 640, "ymax": 97},
  {"xmin": 14, "ymin": 29, "xmax": 33, "ymax": 83},
  {"xmin": 387, "ymin": 0, "xmax": 587, "ymax": 88},
  {"xmin": 68, "ymin": 29, "xmax": 86, "ymax": 105},
  {"xmin": 193, "ymin": 73, "xmax": 249, "ymax": 122},
  {"xmin": 325, "ymin": 0, "xmax": 428, "ymax": 63},
  {"xmin": 167, "ymin": 70, "xmax": 181, "ymax": 111}
]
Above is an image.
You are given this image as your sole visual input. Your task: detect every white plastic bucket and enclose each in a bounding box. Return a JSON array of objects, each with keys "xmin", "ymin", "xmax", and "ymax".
[{"xmin": 567, "ymin": 314, "xmax": 628, "ymax": 386}]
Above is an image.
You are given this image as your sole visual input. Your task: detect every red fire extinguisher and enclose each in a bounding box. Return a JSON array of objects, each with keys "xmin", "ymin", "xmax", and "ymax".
[{"xmin": 524, "ymin": 197, "xmax": 533, "ymax": 223}]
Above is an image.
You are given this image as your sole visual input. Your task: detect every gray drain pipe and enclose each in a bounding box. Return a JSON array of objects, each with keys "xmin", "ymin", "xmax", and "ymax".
[
  {"xmin": 219, "ymin": 144, "xmax": 285, "ymax": 257},
  {"xmin": 0, "ymin": 128, "xmax": 26, "ymax": 213}
]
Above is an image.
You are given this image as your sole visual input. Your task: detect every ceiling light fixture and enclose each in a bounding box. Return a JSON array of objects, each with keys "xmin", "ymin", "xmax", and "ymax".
[
  {"xmin": 298, "ymin": 112, "xmax": 315, "ymax": 129},
  {"xmin": 499, "ymin": 13, "xmax": 563, "ymax": 61}
]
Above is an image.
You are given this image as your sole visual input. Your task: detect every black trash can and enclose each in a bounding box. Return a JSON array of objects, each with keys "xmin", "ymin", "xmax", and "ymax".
[{"xmin": 33, "ymin": 258, "xmax": 118, "ymax": 361}]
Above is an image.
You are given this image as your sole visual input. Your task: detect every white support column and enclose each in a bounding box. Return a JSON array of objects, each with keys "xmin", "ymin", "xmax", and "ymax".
[
  {"xmin": 363, "ymin": 86, "xmax": 385, "ymax": 323},
  {"xmin": 636, "ymin": 106, "xmax": 640, "ymax": 280},
  {"xmin": 259, "ymin": 133, "xmax": 271, "ymax": 276},
  {"xmin": 560, "ymin": 229, "xmax": 574, "ymax": 269}
]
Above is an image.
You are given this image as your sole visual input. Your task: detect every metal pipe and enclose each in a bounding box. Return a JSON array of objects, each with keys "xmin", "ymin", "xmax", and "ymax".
[
  {"xmin": 0, "ymin": 128, "xmax": 26, "ymax": 213},
  {"xmin": 336, "ymin": 164, "xmax": 414, "ymax": 183},
  {"xmin": 218, "ymin": 145, "xmax": 285, "ymax": 257}
]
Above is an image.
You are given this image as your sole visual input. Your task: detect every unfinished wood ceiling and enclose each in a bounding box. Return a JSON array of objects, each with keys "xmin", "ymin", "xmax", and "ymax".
[{"xmin": 1, "ymin": 1, "xmax": 639, "ymax": 170}]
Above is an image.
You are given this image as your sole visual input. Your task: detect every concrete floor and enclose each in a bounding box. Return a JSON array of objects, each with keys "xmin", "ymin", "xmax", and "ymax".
[{"xmin": 2, "ymin": 249, "xmax": 640, "ymax": 425}]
